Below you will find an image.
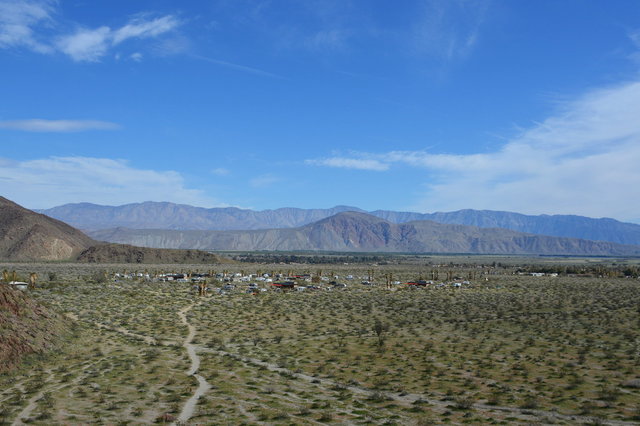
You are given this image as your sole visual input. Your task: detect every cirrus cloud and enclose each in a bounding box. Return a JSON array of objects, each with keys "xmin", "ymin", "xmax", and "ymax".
[
  {"xmin": 305, "ymin": 157, "xmax": 389, "ymax": 171},
  {"xmin": 0, "ymin": 0, "xmax": 54, "ymax": 53},
  {"xmin": 55, "ymin": 26, "xmax": 111, "ymax": 62},
  {"xmin": 413, "ymin": 0, "xmax": 490, "ymax": 61},
  {"xmin": 56, "ymin": 15, "xmax": 181, "ymax": 62},
  {"xmin": 306, "ymin": 79, "xmax": 640, "ymax": 222},
  {"xmin": 0, "ymin": 156, "xmax": 218, "ymax": 209},
  {"xmin": 249, "ymin": 173, "xmax": 281, "ymax": 188},
  {"xmin": 0, "ymin": 119, "xmax": 120, "ymax": 132},
  {"xmin": 113, "ymin": 15, "xmax": 180, "ymax": 45},
  {"xmin": 0, "ymin": 0, "xmax": 181, "ymax": 62}
]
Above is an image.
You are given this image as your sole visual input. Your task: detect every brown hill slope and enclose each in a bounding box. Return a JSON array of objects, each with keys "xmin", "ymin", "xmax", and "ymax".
[
  {"xmin": 0, "ymin": 196, "xmax": 94, "ymax": 261},
  {"xmin": 0, "ymin": 284, "xmax": 69, "ymax": 371},
  {"xmin": 76, "ymin": 243, "xmax": 232, "ymax": 264},
  {"xmin": 0, "ymin": 197, "xmax": 231, "ymax": 263}
]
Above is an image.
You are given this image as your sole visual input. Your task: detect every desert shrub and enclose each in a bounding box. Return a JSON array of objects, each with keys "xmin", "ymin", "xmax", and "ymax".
[
  {"xmin": 622, "ymin": 378, "xmax": 640, "ymax": 389},
  {"xmin": 453, "ymin": 395, "xmax": 475, "ymax": 410},
  {"xmin": 597, "ymin": 385, "xmax": 620, "ymax": 402},
  {"xmin": 519, "ymin": 395, "xmax": 539, "ymax": 409}
]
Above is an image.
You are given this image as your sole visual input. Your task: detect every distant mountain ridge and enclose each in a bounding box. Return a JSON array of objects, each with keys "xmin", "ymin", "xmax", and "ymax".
[
  {"xmin": 88, "ymin": 211, "xmax": 640, "ymax": 256},
  {"xmin": 39, "ymin": 202, "xmax": 365, "ymax": 231},
  {"xmin": 40, "ymin": 201, "xmax": 640, "ymax": 246},
  {"xmin": 372, "ymin": 209, "xmax": 640, "ymax": 246}
]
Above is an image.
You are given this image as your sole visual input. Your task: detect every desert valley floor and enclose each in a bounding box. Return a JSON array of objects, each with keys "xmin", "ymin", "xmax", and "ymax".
[{"xmin": 1, "ymin": 258, "xmax": 640, "ymax": 425}]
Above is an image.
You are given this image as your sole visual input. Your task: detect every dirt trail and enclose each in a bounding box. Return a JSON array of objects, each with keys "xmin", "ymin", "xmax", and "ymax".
[
  {"xmin": 77, "ymin": 316, "xmax": 179, "ymax": 346},
  {"xmin": 8, "ymin": 356, "xmax": 112, "ymax": 425},
  {"xmin": 176, "ymin": 303, "xmax": 211, "ymax": 424},
  {"xmin": 94, "ymin": 322, "xmax": 160, "ymax": 345},
  {"xmin": 11, "ymin": 372, "xmax": 55, "ymax": 426}
]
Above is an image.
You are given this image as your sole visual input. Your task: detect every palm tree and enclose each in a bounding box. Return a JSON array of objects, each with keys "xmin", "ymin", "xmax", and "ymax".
[{"xmin": 29, "ymin": 273, "xmax": 38, "ymax": 289}]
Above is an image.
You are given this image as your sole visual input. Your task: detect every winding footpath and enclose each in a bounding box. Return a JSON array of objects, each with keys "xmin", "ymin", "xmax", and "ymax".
[
  {"xmin": 11, "ymin": 372, "xmax": 55, "ymax": 426},
  {"xmin": 176, "ymin": 303, "xmax": 211, "ymax": 424}
]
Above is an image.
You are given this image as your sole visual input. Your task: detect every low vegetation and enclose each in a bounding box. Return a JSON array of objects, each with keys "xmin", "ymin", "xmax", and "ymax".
[{"xmin": 1, "ymin": 256, "xmax": 639, "ymax": 424}]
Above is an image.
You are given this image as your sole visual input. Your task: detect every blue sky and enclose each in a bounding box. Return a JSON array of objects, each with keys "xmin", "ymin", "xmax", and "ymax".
[{"xmin": 1, "ymin": 1, "xmax": 640, "ymax": 223}]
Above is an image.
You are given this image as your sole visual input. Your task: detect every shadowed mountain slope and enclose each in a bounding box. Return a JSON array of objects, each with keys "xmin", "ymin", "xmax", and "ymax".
[
  {"xmin": 40, "ymin": 202, "xmax": 640, "ymax": 245},
  {"xmin": 372, "ymin": 209, "xmax": 640, "ymax": 246},
  {"xmin": 39, "ymin": 202, "xmax": 365, "ymax": 231},
  {"xmin": 76, "ymin": 244, "xmax": 233, "ymax": 264},
  {"xmin": 88, "ymin": 211, "xmax": 640, "ymax": 256}
]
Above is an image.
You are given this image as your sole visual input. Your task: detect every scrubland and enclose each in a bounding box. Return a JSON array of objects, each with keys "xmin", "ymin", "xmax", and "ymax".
[{"xmin": 1, "ymin": 258, "xmax": 639, "ymax": 425}]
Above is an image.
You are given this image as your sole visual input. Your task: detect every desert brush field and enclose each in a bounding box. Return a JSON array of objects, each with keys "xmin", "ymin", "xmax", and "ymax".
[{"xmin": 1, "ymin": 257, "xmax": 639, "ymax": 425}]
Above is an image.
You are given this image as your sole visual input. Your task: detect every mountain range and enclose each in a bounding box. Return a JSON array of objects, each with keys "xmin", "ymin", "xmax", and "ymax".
[
  {"xmin": 5, "ymin": 197, "xmax": 637, "ymax": 256},
  {"xmin": 39, "ymin": 201, "xmax": 640, "ymax": 246},
  {"xmin": 88, "ymin": 211, "xmax": 640, "ymax": 256},
  {"xmin": 39, "ymin": 202, "xmax": 362, "ymax": 232}
]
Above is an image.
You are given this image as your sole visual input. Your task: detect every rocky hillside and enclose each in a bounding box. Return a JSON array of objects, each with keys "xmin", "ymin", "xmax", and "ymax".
[
  {"xmin": 0, "ymin": 196, "xmax": 94, "ymax": 261},
  {"xmin": 88, "ymin": 212, "xmax": 640, "ymax": 256},
  {"xmin": 40, "ymin": 201, "xmax": 640, "ymax": 245},
  {"xmin": 76, "ymin": 244, "xmax": 232, "ymax": 264},
  {"xmin": 0, "ymin": 284, "xmax": 69, "ymax": 371}
]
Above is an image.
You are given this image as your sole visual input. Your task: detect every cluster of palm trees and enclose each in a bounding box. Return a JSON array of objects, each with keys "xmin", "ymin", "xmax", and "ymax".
[{"xmin": 1, "ymin": 269, "xmax": 37, "ymax": 288}]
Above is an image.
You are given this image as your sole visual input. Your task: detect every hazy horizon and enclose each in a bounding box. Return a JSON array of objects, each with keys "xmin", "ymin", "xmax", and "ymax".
[{"xmin": 33, "ymin": 199, "xmax": 640, "ymax": 225}]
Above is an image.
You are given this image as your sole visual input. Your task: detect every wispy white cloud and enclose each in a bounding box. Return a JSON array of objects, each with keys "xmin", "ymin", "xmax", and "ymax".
[
  {"xmin": 0, "ymin": 156, "xmax": 218, "ymax": 209},
  {"xmin": 629, "ymin": 28, "xmax": 640, "ymax": 48},
  {"xmin": 151, "ymin": 33, "xmax": 190, "ymax": 57},
  {"xmin": 305, "ymin": 29, "xmax": 350, "ymax": 50},
  {"xmin": 211, "ymin": 167, "xmax": 230, "ymax": 176},
  {"xmin": 191, "ymin": 54, "xmax": 282, "ymax": 79},
  {"xmin": 249, "ymin": 173, "xmax": 281, "ymax": 188},
  {"xmin": 0, "ymin": 119, "xmax": 120, "ymax": 132},
  {"xmin": 56, "ymin": 15, "xmax": 180, "ymax": 62},
  {"xmin": 56, "ymin": 26, "xmax": 110, "ymax": 62},
  {"xmin": 112, "ymin": 15, "xmax": 180, "ymax": 45},
  {"xmin": 627, "ymin": 28, "xmax": 640, "ymax": 64},
  {"xmin": 219, "ymin": 0, "xmax": 357, "ymax": 54},
  {"xmin": 0, "ymin": 0, "xmax": 54, "ymax": 53},
  {"xmin": 306, "ymin": 157, "xmax": 389, "ymax": 171},
  {"xmin": 414, "ymin": 0, "xmax": 490, "ymax": 60},
  {"xmin": 308, "ymin": 80, "xmax": 640, "ymax": 222},
  {"xmin": 0, "ymin": 0, "xmax": 180, "ymax": 62},
  {"xmin": 407, "ymin": 80, "xmax": 640, "ymax": 221}
]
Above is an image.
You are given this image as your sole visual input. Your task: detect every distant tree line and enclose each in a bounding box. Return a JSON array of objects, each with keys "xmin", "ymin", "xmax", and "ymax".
[{"xmin": 233, "ymin": 254, "xmax": 389, "ymax": 264}]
